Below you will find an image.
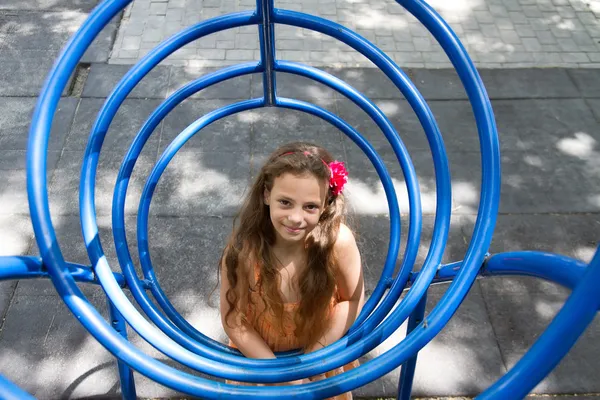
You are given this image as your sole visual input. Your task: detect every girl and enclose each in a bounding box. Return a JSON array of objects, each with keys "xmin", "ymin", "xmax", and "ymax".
[{"xmin": 219, "ymin": 142, "xmax": 365, "ymax": 398}]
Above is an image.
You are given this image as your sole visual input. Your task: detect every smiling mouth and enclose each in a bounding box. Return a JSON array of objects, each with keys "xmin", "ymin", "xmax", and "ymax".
[{"xmin": 283, "ymin": 225, "xmax": 303, "ymax": 233}]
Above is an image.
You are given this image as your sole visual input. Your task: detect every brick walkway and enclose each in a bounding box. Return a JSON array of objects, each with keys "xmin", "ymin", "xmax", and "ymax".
[{"xmin": 109, "ymin": 0, "xmax": 600, "ymax": 68}]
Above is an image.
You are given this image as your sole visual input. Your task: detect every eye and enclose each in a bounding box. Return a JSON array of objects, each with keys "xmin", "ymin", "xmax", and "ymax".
[
  {"xmin": 278, "ymin": 199, "xmax": 291, "ymax": 206},
  {"xmin": 305, "ymin": 204, "xmax": 319, "ymax": 211}
]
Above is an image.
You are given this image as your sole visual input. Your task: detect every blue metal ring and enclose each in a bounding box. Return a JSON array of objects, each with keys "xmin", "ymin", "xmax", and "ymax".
[{"xmin": 26, "ymin": 0, "xmax": 504, "ymax": 397}]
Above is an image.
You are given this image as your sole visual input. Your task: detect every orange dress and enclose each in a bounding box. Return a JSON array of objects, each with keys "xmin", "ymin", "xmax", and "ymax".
[{"xmin": 227, "ymin": 267, "xmax": 359, "ymax": 399}]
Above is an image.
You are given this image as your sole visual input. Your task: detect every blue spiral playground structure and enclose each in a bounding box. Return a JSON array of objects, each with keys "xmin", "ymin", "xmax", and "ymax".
[{"xmin": 0, "ymin": 0, "xmax": 598, "ymax": 398}]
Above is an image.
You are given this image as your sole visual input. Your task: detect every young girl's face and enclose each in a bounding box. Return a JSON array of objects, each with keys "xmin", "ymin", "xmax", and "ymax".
[{"xmin": 264, "ymin": 172, "xmax": 328, "ymax": 245}]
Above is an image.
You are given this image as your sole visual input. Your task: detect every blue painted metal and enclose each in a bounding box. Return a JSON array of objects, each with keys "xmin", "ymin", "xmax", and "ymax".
[
  {"xmin": 398, "ymin": 293, "xmax": 427, "ymax": 400},
  {"xmin": 15, "ymin": 0, "xmax": 597, "ymax": 396},
  {"xmin": 0, "ymin": 374, "xmax": 36, "ymax": 400},
  {"xmin": 258, "ymin": 0, "xmax": 276, "ymax": 104},
  {"xmin": 108, "ymin": 301, "xmax": 137, "ymax": 400},
  {"xmin": 0, "ymin": 256, "xmax": 152, "ymax": 289},
  {"xmin": 134, "ymin": 95, "xmax": 405, "ymax": 375}
]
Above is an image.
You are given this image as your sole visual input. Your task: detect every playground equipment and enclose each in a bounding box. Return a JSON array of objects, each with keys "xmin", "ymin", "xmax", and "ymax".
[{"xmin": 1, "ymin": 0, "xmax": 599, "ymax": 398}]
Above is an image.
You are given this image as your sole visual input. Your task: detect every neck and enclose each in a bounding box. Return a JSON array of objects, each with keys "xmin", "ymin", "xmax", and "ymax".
[{"xmin": 273, "ymin": 239, "xmax": 305, "ymax": 254}]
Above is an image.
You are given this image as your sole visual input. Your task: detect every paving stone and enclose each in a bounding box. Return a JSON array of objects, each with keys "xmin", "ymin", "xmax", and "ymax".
[
  {"xmin": 159, "ymin": 99, "xmax": 252, "ymax": 154},
  {"xmin": 82, "ymin": 63, "xmax": 171, "ymax": 99},
  {"xmin": 152, "ymin": 151, "xmax": 252, "ymax": 217},
  {"xmin": 47, "ymin": 150, "xmax": 157, "ymax": 217},
  {"xmin": 567, "ymin": 69, "xmax": 600, "ymax": 97},
  {"xmin": 64, "ymin": 98, "xmax": 163, "ymax": 153},
  {"xmin": 498, "ymin": 149, "xmax": 600, "ymax": 214},
  {"xmin": 139, "ymin": 216, "xmax": 233, "ymax": 297},
  {"xmin": 0, "ymin": 294, "xmax": 119, "ymax": 399},
  {"xmin": 0, "ymin": 97, "xmax": 78, "ymax": 151},
  {"xmin": 492, "ymin": 98, "xmax": 600, "ymax": 152},
  {"xmin": 375, "ymin": 284, "xmax": 506, "ymax": 397},
  {"xmin": 479, "ymin": 276, "xmax": 600, "ymax": 393},
  {"xmin": 0, "ymin": 50, "xmax": 73, "ymax": 96},
  {"xmin": 167, "ymin": 66, "xmax": 252, "ymax": 99},
  {"xmin": 15, "ymin": 214, "xmax": 139, "ymax": 297},
  {"xmin": 479, "ymin": 68, "xmax": 580, "ymax": 98},
  {"xmin": 251, "ymin": 102, "xmax": 345, "ymax": 157},
  {"xmin": 327, "ymin": 67, "xmax": 413, "ymax": 99},
  {"xmin": 335, "ymin": 97, "xmax": 430, "ymax": 155}
]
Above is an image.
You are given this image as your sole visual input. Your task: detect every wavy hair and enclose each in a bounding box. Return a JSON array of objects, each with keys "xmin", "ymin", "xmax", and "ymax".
[{"xmin": 220, "ymin": 142, "xmax": 346, "ymax": 349}]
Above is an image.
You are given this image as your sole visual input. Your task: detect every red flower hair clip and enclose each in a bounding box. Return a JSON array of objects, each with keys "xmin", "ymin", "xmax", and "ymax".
[{"xmin": 328, "ymin": 161, "xmax": 348, "ymax": 196}]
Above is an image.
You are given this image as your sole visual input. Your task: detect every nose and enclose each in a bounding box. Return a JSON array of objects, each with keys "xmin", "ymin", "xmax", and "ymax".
[{"xmin": 288, "ymin": 209, "xmax": 303, "ymax": 224}]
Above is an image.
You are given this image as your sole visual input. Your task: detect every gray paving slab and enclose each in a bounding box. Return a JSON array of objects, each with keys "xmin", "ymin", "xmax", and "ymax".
[
  {"xmin": 151, "ymin": 151, "xmax": 252, "ymax": 217},
  {"xmin": 492, "ymin": 98, "xmax": 600, "ymax": 152},
  {"xmin": 48, "ymin": 150, "xmax": 157, "ymax": 216},
  {"xmin": 167, "ymin": 66, "xmax": 252, "ymax": 99},
  {"xmin": 0, "ymin": 294, "xmax": 120, "ymax": 399},
  {"xmin": 158, "ymin": 99, "xmax": 253, "ymax": 154},
  {"xmin": 250, "ymin": 99, "xmax": 344, "ymax": 157},
  {"xmin": 499, "ymin": 149, "xmax": 600, "ymax": 214},
  {"xmin": 568, "ymin": 69, "xmax": 600, "ymax": 98},
  {"xmin": 409, "ymin": 68, "xmax": 581, "ymax": 101},
  {"xmin": 586, "ymin": 98, "xmax": 600, "ymax": 122},
  {"xmin": 14, "ymin": 214, "xmax": 123, "ymax": 297},
  {"xmin": 335, "ymin": 97, "xmax": 431, "ymax": 154},
  {"xmin": 375, "ymin": 283, "xmax": 506, "ymax": 397},
  {"xmin": 82, "ymin": 63, "xmax": 171, "ymax": 98},
  {"xmin": 0, "ymin": 214, "xmax": 35, "ymax": 323},
  {"xmin": 65, "ymin": 97, "xmax": 163, "ymax": 152},
  {"xmin": 0, "ymin": 50, "xmax": 74, "ymax": 97},
  {"xmin": 81, "ymin": 18, "xmax": 122, "ymax": 64},
  {"xmin": 140, "ymin": 216, "xmax": 233, "ymax": 298},
  {"xmin": 0, "ymin": 97, "xmax": 78, "ymax": 151},
  {"xmin": 479, "ymin": 277, "xmax": 600, "ymax": 393}
]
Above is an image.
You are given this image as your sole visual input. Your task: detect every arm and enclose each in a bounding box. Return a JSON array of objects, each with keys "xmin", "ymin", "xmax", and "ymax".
[
  {"xmin": 219, "ymin": 259, "xmax": 310, "ymax": 385},
  {"xmin": 219, "ymin": 259, "xmax": 276, "ymax": 359},
  {"xmin": 305, "ymin": 224, "xmax": 365, "ymax": 357}
]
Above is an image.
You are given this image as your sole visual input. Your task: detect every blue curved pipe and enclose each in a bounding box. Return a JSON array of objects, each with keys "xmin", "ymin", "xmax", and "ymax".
[
  {"xmin": 0, "ymin": 255, "xmax": 144, "ymax": 288},
  {"xmin": 132, "ymin": 95, "xmax": 405, "ymax": 375},
  {"xmin": 26, "ymin": 0, "xmax": 504, "ymax": 397},
  {"xmin": 478, "ymin": 249, "xmax": 600, "ymax": 399}
]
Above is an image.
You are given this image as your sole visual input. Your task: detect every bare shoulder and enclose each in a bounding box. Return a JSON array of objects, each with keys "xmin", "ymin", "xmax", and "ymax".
[
  {"xmin": 335, "ymin": 223, "xmax": 358, "ymax": 250},
  {"xmin": 334, "ymin": 223, "xmax": 361, "ymax": 273}
]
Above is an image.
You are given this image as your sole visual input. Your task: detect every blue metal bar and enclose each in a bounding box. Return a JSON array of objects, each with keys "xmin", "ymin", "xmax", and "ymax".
[
  {"xmin": 408, "ymin": 252, "xmax": 588, "ymax": 290},
  {"xmin": 107, "ymin": 300, "xmax": 137, "ymax": 400},
  {"xmin": 478, "ymin": 248, "xmax": 600, "ymax": 399},
  {"xmin": 482, "ymin": 251, "xmax": 587, "ymax": 290},
  {"xmin": 258, "ymin": 0, "xmax": 276, "ymax": 104},
  {"xmin": 26, "ymin": 0, "xmax": 502, "ymax": 397},
  {"xmin": 112, "ymin": 62, "xmax": 261, "ymax": 357},
  {"xmin": 398, "ymin": 293, "xmax": 427, "ymax": 400},
  {"xmin": 0, "ymin": 374, "xmax": 36, "ymax": 400},
  {"xmin": 0, "ymin": 255, "xmax": 152, "ymax": 289}
]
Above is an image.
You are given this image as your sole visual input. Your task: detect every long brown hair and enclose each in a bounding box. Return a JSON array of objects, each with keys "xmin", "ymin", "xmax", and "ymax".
[{"xmin": 220, "ymin": 142, "xmax": 346, "ymax": 349}]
